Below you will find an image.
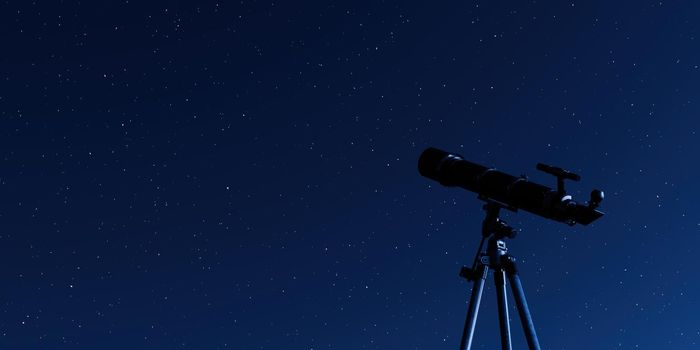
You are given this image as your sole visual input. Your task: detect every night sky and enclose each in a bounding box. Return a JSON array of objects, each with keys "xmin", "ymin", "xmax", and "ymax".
[{"xmin": 1, "ymin": 1, "xmax": 700, "ymax": 349}]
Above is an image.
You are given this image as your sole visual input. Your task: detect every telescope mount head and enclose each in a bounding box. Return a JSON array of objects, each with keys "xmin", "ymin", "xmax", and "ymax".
[{"xmin": 481, "ymin": 200, "xmax": 518, "ymax": 240}]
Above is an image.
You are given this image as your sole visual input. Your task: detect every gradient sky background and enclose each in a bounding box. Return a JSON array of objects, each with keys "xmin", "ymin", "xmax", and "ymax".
[{"xmin": 1, "ymin": 0, "xmax": 700, "ymax": 349}]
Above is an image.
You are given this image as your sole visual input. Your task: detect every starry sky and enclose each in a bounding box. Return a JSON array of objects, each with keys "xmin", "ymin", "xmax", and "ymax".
[{"xmin": 1, "ymin": 0, "xmax": 700, "ymax": 349}]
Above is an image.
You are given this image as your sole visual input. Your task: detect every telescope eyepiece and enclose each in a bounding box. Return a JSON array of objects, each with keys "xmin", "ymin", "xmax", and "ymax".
[{"xmin": 589, "ymin": 189, "xmax": 604, "ymax": 209}]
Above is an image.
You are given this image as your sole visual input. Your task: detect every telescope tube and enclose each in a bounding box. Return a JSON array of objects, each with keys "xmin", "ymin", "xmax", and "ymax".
[{"xmin": 418, "ymin": 147, "xmax": 603, "ymax": 225}]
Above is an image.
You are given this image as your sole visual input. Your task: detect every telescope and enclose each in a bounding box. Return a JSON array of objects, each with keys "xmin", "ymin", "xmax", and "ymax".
[
  {"xmin": 419, "ymin": 147, "xmax": 605, "ymax": 350},
  {"xmin": 418, "ymin": 147, "xmax": 604, "ymax": 225}
]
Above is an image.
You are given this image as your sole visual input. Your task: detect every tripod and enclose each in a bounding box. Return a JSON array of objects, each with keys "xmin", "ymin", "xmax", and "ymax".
[{"xmin": 458, "ymin": 202, "xmax": 541, "ymax": 350}]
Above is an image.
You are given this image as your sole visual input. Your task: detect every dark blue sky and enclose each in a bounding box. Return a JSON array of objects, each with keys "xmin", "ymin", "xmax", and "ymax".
[{"xmin": 1, "ymin": 0, "xmax": 699, "ymax": 349}]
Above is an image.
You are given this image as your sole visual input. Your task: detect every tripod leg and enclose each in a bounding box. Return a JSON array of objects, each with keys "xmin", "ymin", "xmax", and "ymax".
[
  {"xmin": 459, "ymin": 265, "xmax": 488, "ymax": 350},
  {"xmin": 494, "ymin": 269, "xmax": 512, "ymax": 350},
  {"xmin": 505, "ymin": 260, "xmax": 541, "ymax": 350}
]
